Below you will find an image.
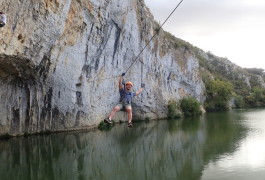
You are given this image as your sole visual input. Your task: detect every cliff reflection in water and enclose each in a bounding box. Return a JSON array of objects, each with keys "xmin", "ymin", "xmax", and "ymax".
[{"xmin": 0, "ymin": 112, "xmax": 248, "ymax": 180}]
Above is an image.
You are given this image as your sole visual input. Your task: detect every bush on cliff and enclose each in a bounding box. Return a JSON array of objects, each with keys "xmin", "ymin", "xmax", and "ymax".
[
  {"xmin": 180, "ymin": 97, "xmax": 202, "ymax": 117},
  {"xmin": 167, "ymin": 100, "xmax": 181, "ymax": 119}
]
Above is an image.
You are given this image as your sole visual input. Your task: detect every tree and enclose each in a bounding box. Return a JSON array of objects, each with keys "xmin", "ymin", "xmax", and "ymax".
[{"xmin": 205, "ymin": 80, "xmax": 233, "ymax": 111}]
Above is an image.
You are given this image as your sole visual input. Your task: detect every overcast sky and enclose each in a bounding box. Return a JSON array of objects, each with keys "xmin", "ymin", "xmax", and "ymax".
[{"xmin": 145, "ymin": 0, "xmax": 265, "ymax": 70}]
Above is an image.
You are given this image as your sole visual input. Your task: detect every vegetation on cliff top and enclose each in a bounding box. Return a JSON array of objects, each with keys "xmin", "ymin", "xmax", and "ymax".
[
  {"xmin": 160, "ymin": 30, "xmax": 265, "ymax": 111},
  {"xmin": 197, "ymin": 51, "xmax": 265, "ymax": 110},
  {"xmin": 154, "ymin": 29, "xmax": 264, "ymax": 113}
]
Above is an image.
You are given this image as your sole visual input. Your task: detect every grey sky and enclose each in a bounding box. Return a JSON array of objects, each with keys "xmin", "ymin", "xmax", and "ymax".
[{"xmin": 145, "ymin": 0, "xmax": 265, "ymax": 69}]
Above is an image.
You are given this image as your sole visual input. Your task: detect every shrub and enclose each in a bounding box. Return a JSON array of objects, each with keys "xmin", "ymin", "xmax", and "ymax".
[
  {"xmin": 234, "ymin": 95, "xmax": 244, "ymax": 108},
  {"xmin": 244, "ymin": 87, "xmax": 265, "ymax": 107},
  {"xmin": 205, "ymin": 79, "xmax": 233, "ymax": 111},
  {"xmin": 98, "ymin": 121, "xmax": 114, "ymax": 131},
  {"xmin": 154, "ymin": 26, "xmax": 160, "ymax": 34},
  {"xmin": 167, "ymin": 100, "xmax": 181, "ymax": 119},
  {"xmin": 180, "ymin": 97, "xmax": 202, "ymax": 117}
]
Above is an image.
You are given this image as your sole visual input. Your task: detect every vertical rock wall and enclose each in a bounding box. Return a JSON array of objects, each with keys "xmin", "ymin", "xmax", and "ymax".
[{"xmin": 0, "ymin": 0, "xmax": 204, "ymax": 135}]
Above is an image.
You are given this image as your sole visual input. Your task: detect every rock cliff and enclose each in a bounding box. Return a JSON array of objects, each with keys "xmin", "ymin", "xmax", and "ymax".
[
  {"xmin": 0, "ymin": 0, "xmax": 204, "ymax": 135},
  {"xmin": 197, "ymin": 50, "xmax": 265, "ymax": 90}
]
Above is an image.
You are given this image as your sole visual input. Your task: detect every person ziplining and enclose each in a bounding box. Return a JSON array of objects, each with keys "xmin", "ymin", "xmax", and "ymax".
[
  {"xmin": 0, "ymin": 12, "xmax": 6, "ymax": 28},
  {"xmin": 103, "ymin": 0, "xmax": 184, "ymax": 128},
  {"xmin": 104, "ymin": 73, "xmax": 145, "ymax": 127}
]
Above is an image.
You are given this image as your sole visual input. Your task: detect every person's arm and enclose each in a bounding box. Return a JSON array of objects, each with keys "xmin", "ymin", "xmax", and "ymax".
[
  {"xmin": 118, "ymin": 75, "xmax": 123, "ymax": 90},
  {"xmin": 135, "ymin": 83, "xmax": 145, "ymax": 96},
  {"xmin": 119, "ymin": 73, "xmax": 126, "ymax": 90},
  {"xmin": 135, "ymin": 88, "xmax": 144, "ymax": 96}
]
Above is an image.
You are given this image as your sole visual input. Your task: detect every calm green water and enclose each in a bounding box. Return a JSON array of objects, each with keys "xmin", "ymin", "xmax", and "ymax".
[{"xmin": 1, "ymin": 109, "xmax": 265, "ymax": 180}]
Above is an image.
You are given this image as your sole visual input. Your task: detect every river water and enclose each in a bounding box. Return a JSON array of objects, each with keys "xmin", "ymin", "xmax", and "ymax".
[{"xmin": 0, "ymin": 109, "xmax": 265, "ymax": 180}]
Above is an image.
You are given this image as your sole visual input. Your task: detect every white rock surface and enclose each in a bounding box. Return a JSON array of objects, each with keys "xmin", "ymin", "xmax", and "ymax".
[{"xmin": 0, "ymin": 0, "xmax": 204, "ymax": 135}]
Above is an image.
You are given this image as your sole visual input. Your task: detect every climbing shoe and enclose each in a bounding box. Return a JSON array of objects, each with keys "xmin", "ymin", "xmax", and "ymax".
[
  {"xmin": 127, "ymin": 121, "xmax": 133, "ymax": 128},
  {"xmin": 104, "ymin": 118, "xmax": 112, "ymax": 124}
]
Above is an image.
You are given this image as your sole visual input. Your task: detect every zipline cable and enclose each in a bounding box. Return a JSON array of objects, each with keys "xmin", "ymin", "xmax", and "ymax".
[
  {"xmin": 124, "ymin": 0, "xmax": 184, "ymax": 74},
  {"xmin": 84, "ymin": 0, "xmax": 184, "ymax": 84}
]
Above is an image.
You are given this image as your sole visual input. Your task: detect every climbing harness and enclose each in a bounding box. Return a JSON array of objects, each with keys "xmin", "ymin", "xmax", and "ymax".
[{"xmin": 0, "ymin": 12, "xmax": 6, "ymax": 28}]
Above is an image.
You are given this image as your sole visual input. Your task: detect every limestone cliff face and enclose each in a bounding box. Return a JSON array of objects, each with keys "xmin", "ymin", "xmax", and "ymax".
[{"xmin": 0, "ymin": 0, "xmax": 204, "ymax": 135}]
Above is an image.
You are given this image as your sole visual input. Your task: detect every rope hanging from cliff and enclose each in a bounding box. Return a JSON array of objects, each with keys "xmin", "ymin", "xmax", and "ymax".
[{"xmin": 124, "ymin": 0, "xmax": 184, "ymax": 74}]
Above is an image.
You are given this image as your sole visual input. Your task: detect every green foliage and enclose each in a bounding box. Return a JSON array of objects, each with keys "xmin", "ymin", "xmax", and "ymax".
[
  {"xmin": 253, "ymin": 87, "xmax": 264, "ymax": 101},
  {"xmin": 154, "ymin": 25, "xmax": 160, "ymax": 34},
  {"xmin": 234, "ymin": 95, "xmax": 245, "ymax": 108},
  {"xmin": 190, "ymin": 38, "xmax": 265, "ymax": 109},
  {"xmin": 244, "ymin": 87, "xmax": 265, "ymax": 107},
  {"xmin": 153, "ymin": 21, "xmax": 160, "ymax": 33},
  {"xmin": 207, "ymin": 51, "xmax": 215, "ymax": 59},
  {"xmin": 98, "ymin": 121, "xmax": 114, "ymax": 131},
  {"xmin": 233, "ymin": 80, "xmax": 251, "ymax": 97},
  {"xmin": 200, "ymin": 68, "xmax": 214, "ymax": 84},
  {"xmin": 167, "ymin": 100, "xmax": 181, "ymax": 119},
  {"xmin": 198, "ymin": 56, "xmax": 212, "ymax": 72},
  {"xmin": 180, "ymin": 97, "xmax": 202, "ymax": 117},
  {"xmin": 205, "ymin": 80, "xmax": 234, "ymax": 111},
  {"xmin": 234, "ymin": 85, "xmax": 265, "ymax": 108},
  {"xmin": 163, "ymin": 30, "xmax": 196, "ymax": 52},
  {"xmin": 245, "ymin": 95, "xmax": 256, "ymax": 107},
  {"xmin": 249, "ymin": 75, "xmax": 263, "ymax": 88}
]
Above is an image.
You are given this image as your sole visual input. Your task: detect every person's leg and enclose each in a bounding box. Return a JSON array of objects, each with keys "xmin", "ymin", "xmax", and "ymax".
[
  {"xmin": 104, "ymin": 105, "xmax": 121, "ymax": 124},
  {"xmin": 109, "ymin": 105, "xmax": 121, "ymax": 120},
  {"xmin": 125, "ymin": 105, "xmax": 132, "ymax": 123}
]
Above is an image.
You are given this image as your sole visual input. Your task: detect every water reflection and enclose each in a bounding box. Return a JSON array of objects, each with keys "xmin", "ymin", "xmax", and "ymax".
[
  {"xmin": 0, "ymin": 110, "xmax": 263, "ymax": 180},
  {"xmin": 202, "ymin": 109, "xmax": 265, "ymax": 180}
]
